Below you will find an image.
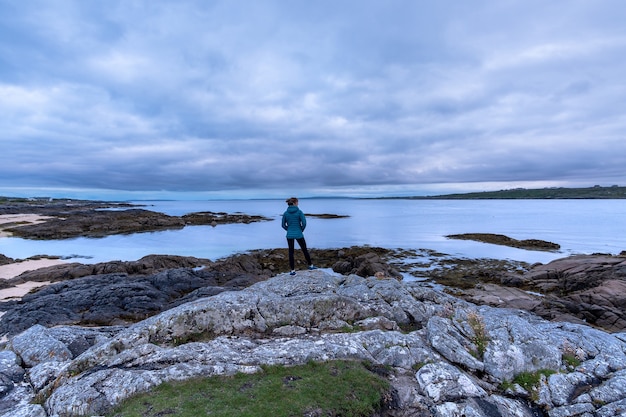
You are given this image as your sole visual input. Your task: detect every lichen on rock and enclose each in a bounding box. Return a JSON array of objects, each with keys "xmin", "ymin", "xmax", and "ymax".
[{"xmin": 0, "ymin": 269, "xmax": 625, "ymax": 417}]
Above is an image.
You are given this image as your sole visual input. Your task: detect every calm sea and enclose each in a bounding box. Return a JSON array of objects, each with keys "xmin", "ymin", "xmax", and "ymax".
[{"xmin": 1, "ymin": 199, "xmax": 624, "ymax": 266}]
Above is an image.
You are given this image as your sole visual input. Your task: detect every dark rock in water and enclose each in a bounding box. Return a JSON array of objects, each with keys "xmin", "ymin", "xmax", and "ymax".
[
  {"xmin": 6, "ymin": 209, "xmax": 186, "ymax": 239},
  {"xmin": 305, "ymin": 213, "xmax": 350, "ymax": 219},
  {"xmin": 0, "ymin": 198, "xmax": 134, "ymax": 216},
  {"xmin": 446, "ymin": 233, "xmax": 560, "ymax": 252},
  {"xmin": 4, "ymin": 203, "xmax": 271, "ymax": 240},
  {"xmin": 181, "ymin": 211, "xmax": 271, "ymax": 225}
]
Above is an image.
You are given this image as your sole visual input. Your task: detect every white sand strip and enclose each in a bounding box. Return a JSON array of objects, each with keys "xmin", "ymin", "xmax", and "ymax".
[
  {"xmin": 0, "ymin": 259, "xmax": 65, "ymax": 301},
  {"xmin": 0, "ymin": 258, "xmax": 66, "ymax": 280},
  {"xmin": 0, "ymin": 213, "xmax": 54, "ymax": 226},
  {"xmin": 0, "ymin": 213, "xmax": 54, "ymax": 237},
  {"xmin": 0, "ymin": 281, "xmax": 51, "ymax": 301}
]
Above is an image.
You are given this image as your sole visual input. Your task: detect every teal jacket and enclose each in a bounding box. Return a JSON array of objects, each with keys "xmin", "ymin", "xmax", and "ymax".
[{"xmin": 282, "ymin": 205, "xmax": 306, "ymax": 239}]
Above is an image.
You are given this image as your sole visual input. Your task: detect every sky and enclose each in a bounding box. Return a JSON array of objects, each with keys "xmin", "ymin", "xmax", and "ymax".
[{"xmin": 1, "ymin": 0, "xmax": 625, "ymax": 200}]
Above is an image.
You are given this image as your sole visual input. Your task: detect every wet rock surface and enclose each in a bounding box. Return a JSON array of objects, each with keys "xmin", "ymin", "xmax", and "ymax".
[
  {"xmin": 0, "ymin": 198, "xmax": 134, "ymax": 216},
  {"xmin": 6, "ymin": 209, "xmax": 271, "ymax": 240}
]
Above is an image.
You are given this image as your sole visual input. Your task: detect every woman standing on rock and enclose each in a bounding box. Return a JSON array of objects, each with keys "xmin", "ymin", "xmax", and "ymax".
[{"xmin": 282, "ymin": 197, "xmax": 316, "ymax": 275}]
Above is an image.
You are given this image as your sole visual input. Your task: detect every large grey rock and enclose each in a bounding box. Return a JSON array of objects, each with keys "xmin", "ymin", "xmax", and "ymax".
[
  {"xmin": 0, "ymin": 351, "xmax": 24, "ymax": 383},
  {"xmin": 433, "ymin": 395, "xmax": 542, "ymax": 417},
  {"xmin": 480, "ymin": 308, "xmax": 565, "ymax": 381},
  {"xmin": 548, "ymin": 402, "xmax": 596, "ymax": 417},
  {"xmin": 595, "ymin": 398, "xmax": 626, "ymax": 417},
  {"xmin": 426, "ymin": 316, "xmax": 484, "ymax": 371},
  {"xmin": 587, "ymin": 369, "xmax": 626, "ymax": 405},
  {"xmin": 0, "ymin": 383, "xmax": 36, "ymax": 416},
  {"xmin": 9, "ymin": 325, "xmax": 72, "ymax": 367},
  {"xmin": 416, "ymin": 362, "xmax": 486, "ymax": 402},
  {"xmin": 0, "ymin": 404, "xmax": 47, "ymax": 417},
  {"xmin": 547, "ymin": 371, "xmax": 595, "ymax": 407},
  {"xmin": 46, "ymin": 330, "xmax": 437, "ymax": 416},
  {"xmin": 1, "ymin": 269, "xmax": 625, "ymax": 417}
]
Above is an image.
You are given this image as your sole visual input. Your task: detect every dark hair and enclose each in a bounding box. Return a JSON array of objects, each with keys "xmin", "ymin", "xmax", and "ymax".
[{"xmin": 286, "ymin": 197, "xmax": 298, "ymax": 206}]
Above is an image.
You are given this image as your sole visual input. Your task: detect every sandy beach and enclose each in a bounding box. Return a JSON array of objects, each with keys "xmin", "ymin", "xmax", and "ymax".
[
  {"xmin": 0, "ymin": 213, "xmax": 54, "ymax": 237},
  {"xmin": 0, "ymin": 259, "xmax": 63, "ymax": 302},
  {"xmin": 0, "ymin": 280, "xmax": 52, "ymax": 301},
  {"xmin": 0, "ymin": 214, "xmax": 63, "ymax": 300},
  {"xmin": 0, "ymin": 258, "xmax": 66, "ymax": 279}
]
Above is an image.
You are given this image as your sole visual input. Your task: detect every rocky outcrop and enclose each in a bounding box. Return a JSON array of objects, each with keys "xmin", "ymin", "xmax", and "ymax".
[
  {"xmin": 0, "ymin": 255, "xmax": 13, "ymax": 266},
  {"xmin": 461, "ymin": 254, "xmax": 626, "ymax": 333},
  {"xmin": 331, "ymin": 250, "xmax": 403, "ymax": 280},
  {"xmin": 6, "ymin": 209, "xmax": 272, "ymax": 240},
  {"xmin": 1, "ymin": 270, "xmax": 625, "ymax": 417},
  {"xmin": 0, "ymin": 268, "xmax": 263, "ymax": 336},
  {"xmin": 1, "ymin": 198, "xmax": 271, "ymax": 239},
  {"xmin": 5, "ymin": 254, "xmax": 212, "ymax": 285},
  {"xmin": 0, "ymin": 198, "xmax": 133, "ymax": 216},
  {"xmin": 0, "ymin": 250, "xmax": 280, "ymax": 337},
  {"xmin": 0, "ymin": 250, "xmax": 402, "ymax": 338}
]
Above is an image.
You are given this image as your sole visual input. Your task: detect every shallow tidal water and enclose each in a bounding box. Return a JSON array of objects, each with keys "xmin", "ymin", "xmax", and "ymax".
[{"xmin": 1, "ymin": 199, "xmax": 624, "ymax": 268}]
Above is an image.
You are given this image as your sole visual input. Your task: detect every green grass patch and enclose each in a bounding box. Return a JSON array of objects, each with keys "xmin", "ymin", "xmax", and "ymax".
[
  {"xmin": 513, "ymin": 369, "xmax": 556, "ymax": 392},
  {"xmin": 107, "ymin": 360, "xmax": 390, "ymax": 417},
  {"xmin": 509, "ymin": 369, "xmax": 556, "ymax": 401}
]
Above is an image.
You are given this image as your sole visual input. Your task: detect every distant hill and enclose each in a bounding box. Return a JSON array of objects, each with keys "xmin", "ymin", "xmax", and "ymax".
[{"xmin": 401, "ymin": 185, "xmax": 626, "ymax": 199}]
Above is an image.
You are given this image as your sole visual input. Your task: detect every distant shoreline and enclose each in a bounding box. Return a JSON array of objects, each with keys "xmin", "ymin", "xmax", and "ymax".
[
  {"xmin": 368, "ymin": 185, "xmax": 626, "ymax": 200},
  {"xmin": 3, "ymin": 185, "xmax": 626, "ymax": 202}
]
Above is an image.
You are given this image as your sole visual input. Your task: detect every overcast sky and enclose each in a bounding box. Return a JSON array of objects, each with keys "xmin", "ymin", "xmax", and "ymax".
[{"xmin": 1, "ymin": 0, "xmax": 625, "ymax": 199}]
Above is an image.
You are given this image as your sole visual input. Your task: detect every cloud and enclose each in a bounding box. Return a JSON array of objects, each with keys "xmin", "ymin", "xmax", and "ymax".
[{"xmin": 1, "ymin": 0, "xmax": 626, "ymax": 198}]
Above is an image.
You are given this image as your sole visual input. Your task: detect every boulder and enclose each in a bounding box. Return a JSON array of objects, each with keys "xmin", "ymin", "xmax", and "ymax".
[
  {"xmin": 415, "ymin": 362, "xmax": 487, "ymax": 402},
  {"xmin": 0, "ymin": 255, "xmax": 13, "ymax": 266},
  {"xmin": 9, "ymin": 325, "xmax": 72, "ymax": 367},
  {"xmin": 332, "ymin": 251, "xmax": 402, "ymax": 279}
]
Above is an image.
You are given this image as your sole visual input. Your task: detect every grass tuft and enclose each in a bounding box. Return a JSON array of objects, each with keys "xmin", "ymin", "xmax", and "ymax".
[
  {"xmin": 466, "ymin": 311, "xmax": 489, "ymax": 359},
  {"xmin": 510, "ymin": 369, "xmax": 556, "ymax": 401}
]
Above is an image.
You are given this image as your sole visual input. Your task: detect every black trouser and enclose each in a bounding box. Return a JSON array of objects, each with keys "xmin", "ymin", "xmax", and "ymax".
[{"xmin": 287, "ymin": 237, "xmax": 312, "ymax": 270}]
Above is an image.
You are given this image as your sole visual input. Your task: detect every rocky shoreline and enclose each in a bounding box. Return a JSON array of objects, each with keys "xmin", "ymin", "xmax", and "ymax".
[
  {"xmin": 0, "ymin": 198, "xmax": 271, "ymax": 239},
  {"xmin": 1, "ymin": 198, "xmax": 625, "ymax": 416},
  {"xmin": 2, "ymin": 246, "xmax": 625, "ymax": 334},
  {"xmin": 1, "ymin": 267, "xmax": 625, "ymax": 417}
]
